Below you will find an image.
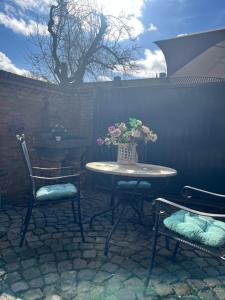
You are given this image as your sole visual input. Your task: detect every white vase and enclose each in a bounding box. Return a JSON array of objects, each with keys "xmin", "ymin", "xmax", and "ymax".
[{"xmin": 117, "ymin": 143, "xmax": 138, "ymax": 164}]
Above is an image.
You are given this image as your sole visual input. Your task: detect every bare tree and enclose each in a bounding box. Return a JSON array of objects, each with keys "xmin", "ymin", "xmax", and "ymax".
[{"xmin": 29, "ymin": 0, "xmax": 139, "ymax": 85}]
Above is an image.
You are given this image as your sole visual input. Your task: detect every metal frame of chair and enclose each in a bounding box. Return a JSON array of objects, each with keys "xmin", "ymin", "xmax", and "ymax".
[
  {"xmin": 145, "ymin": 185, "xmax": 225, "ymax": 293},
  {"xmin": 16, "ymin": 134, "xmax": 85, "ymax": 247}
]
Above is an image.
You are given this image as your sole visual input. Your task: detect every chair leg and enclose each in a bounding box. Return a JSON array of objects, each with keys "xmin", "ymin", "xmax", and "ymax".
[
  {"xmin": 77, "ymin": 197, "xmax": 85, "ymax": 242},
  {"xmin": 104, "ymin": 203, "xmax": 126, "ymax": 256},
  {"xmin": 71, "ymin": 200, "xmax": 77, "ymax": 223},
  {"xmin": 144, "ymin": 231, "xmax": 159, "ymax": 293},
  {"xmin": 144, "ymin": 203, "xmax": 160, "ymax": 294},
  {"xmin": 172, "ymin": 241, "xmax": 180, "ymax": 262},
  {"xmin": 20, "ymin": 206, "xmax": 33, "ymax": 247},
  {"xmin": 165, "ymin": 236, "xmax": 170, "ymax": 250},
  {"xmin": 110, "ymin": 192, "xmax": 115, "ymax": 225}
]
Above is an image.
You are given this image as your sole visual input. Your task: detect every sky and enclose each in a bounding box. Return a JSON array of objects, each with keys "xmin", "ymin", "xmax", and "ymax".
[{"xmin": 0, "ymin": 0, "xmax": 225, "ymax": 81}]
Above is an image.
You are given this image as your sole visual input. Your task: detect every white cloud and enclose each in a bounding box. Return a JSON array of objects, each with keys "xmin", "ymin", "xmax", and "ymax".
[
  {"xmin": 127, "ymin": 16, "xmax": 145, "ymax": 38},
  {"xmin": 13, "ymin": 0, "xmax": 54, "ymax": 13},
  {"xmin": 147, "ymin": 23, "xmax": 158, "ymax": 32},
  {"xmin": 122, "ymin": 49, "xmax": 166, "ymax": 78},
  {"xmin": 98, "ymin": 0, "xmax": 146, "ymax": 38},
  {"xmin": 177, "ymin": 33, "xmax": 188, "ymax": 37},
  {"xmin": 0, "ymin": 12, "xmax": 48, "ymax": 36},
  {"xmin": 0, "ymin": 51, "xmax": 31, "ymax": 76}
]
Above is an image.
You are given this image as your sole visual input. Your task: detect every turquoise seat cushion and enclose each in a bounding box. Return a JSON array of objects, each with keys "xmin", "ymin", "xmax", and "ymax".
[
  {"xmin": 164, "ymin": 210, "xmax": 225, "ymax": 247},
  {"xmin": 36, "ymin": 183, "xmax": 77, "ymax": 201},
  {"xmin": 117, "ymin": 180, "xmax": 151, "ymax": 190}
]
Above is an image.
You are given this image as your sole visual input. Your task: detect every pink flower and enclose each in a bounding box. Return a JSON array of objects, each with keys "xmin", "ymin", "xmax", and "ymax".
[
  {"xmin": 142, "ymin": 125, "xmax": 150, "ymax": 134},
  {"xmin": 110, "ymin": 128, "xmax": 121, "ymax": 138},
  {"xmin": 96, "ymin": 137, "xmax": 104, "ymax": 145}
]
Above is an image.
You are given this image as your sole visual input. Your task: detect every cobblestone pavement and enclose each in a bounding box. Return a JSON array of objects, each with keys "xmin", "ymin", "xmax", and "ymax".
[{"xmin": 0, "ymin": 190, "xmax": 225, "ymax": 300}]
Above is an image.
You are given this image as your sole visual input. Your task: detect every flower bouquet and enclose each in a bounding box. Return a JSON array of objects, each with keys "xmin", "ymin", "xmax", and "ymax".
[{"xmin": 97, "ymin": 118, "xmax": 157, "ymax": 164}]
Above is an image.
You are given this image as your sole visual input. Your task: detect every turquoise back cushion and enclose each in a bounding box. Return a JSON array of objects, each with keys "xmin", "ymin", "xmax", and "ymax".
[
  {"xmin": 164, "ymin": 210, "xmax": 225, "ymax": 247},
  {"xmin": 36, "ymin": 183, "xmax": 77, "ymax": 201},
  {"xmin": 117, "ymin": 180, "xmax": 151, "ymax": 190}
]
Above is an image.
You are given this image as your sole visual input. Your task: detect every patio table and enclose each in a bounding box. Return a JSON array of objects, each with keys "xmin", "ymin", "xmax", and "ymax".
[{"xmin": 86, "ymin": 161, "xmax": 177, "ymax": 254}]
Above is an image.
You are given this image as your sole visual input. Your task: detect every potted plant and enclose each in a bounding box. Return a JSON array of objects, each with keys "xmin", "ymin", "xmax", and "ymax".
[{"xmin": 97, "ymin": 118, "xmax": 157, "ymax": 164}]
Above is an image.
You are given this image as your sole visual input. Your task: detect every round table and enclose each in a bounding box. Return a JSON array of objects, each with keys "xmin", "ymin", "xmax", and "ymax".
[
  {"xmin": 86, "ymin": 161, "xmax": 177, "ymax": 255},
  {"xmin": 86, "ymin": 161, "xmax": 177, "ymax": 178}
]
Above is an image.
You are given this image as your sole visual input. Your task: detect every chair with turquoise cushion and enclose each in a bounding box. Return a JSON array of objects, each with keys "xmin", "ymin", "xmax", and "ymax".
[
  {"xmin": 144, "ymin": 185, "xmax": 225, "ymax": 293},
  {"xmin": 16, "ymin": 134, "xmax": 85, "ymax": 247}
]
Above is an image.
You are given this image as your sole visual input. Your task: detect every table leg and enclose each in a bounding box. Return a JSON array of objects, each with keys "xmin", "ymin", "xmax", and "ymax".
[
  {"xmin": 110, "ymin": 175, "xmax": 116, "ymax": 225},
  {"xmin": 104, "ymin": 202, "xmax": 127, "ymax": 256},
  {"xmin": 89, "ymin": 175, "xmax": 117, "ymax": 227}
]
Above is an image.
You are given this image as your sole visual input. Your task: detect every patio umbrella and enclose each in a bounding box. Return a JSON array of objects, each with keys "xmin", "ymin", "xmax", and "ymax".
[{"xmin": 155, "ymin": 27, "xmax": 225, "ymax": 79}]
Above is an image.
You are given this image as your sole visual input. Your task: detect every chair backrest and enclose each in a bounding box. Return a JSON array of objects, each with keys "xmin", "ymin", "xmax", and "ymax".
[{"xmin": 16, "ymin": 134, "xmax": 36, "ymax": 198}]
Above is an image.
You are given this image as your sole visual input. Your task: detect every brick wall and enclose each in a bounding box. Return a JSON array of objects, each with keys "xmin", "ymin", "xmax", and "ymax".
[{"xmin": 0, "ymin": 71, "xmax": 95, "ymax": 203}]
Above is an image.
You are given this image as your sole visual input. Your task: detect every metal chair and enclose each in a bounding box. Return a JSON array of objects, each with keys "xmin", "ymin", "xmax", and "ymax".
[
  {"xmin": 16, "ymin": 134, "xmax": 85, "ymax": 247},
  {"xmin": 145, "ymin": 186, "xmax": 225, "ymax": 292}
]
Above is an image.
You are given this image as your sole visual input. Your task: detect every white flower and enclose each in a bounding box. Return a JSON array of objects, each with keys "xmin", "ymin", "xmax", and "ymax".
[
  {"xmin": 150, "ymin": 133, "xmax": 157, "ymax": 142},
  {"xmin": 142, "ymin": 125, "xmax": 150, "ymax": 134},
  {"xmin": 104, "ymin": 137, "xmax": 111, "ymax": 145},
  {"xmin": 131, "ymin": 129, "xmax": 141, "ymax": 138}
]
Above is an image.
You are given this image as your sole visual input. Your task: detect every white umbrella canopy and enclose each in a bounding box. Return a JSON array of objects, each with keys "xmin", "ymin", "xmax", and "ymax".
[{"xmin": 155, "ymin": 27, "xmax": 225, "ymax": 79}]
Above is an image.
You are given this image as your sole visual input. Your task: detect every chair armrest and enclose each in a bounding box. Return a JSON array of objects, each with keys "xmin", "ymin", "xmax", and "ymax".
[
  {"xmin": 155, "ymin": 197, "xmax": 225, "ymax": 218},
  {"xmin": 32, "ymin": 166, "xmax": 73, "ymax": 171},
  {"xmin": 183, "ymin": 185, "xmax": 225, "ymax": 199},
  {"xmin": 30, "ymin": 174, "xmax": 80, "ymax": 180}
]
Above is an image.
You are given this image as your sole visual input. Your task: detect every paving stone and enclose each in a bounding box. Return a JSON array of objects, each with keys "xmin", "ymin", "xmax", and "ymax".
[
  {"xmin": 83, "ymin": 250, "xmax": 97, "ymax": 258},
  {"xmin": 204, "ymin": 277, "xmax": 221, "ymax": 288},
  {"xmin": 153, "ymin": 282, "xmax": 174, "ymax": 297},
  {"xmin": 76, "ymin": 281, "xmax": 92, "ymax": 293},
  {"xmin": 22, "ymin": 267, "xmax": 41, "ymax": 280},
  {"xmin": 93, "ymin": 271, "xmax": 114, "ymax": 283},
  {"xmin": 181, "ymin": 296, "xmax": 200, "ymax": 300},
  {"xmin": 173, "ymin": 283, "xmax": 191, "ymax": 297},
  {"xmin": 61, "ymin": 270, "xmax": 77, "ymax": 290},
  {"xmin": 21, "ymin": 258, "xmax": 36, "ymax": 269},
  {"xmin": 78, "ymin": 269, "xmax": 96, "ymax": 281},
  {"xmin": 5, "ymin": 262, "xmax": 20, "ymax": 272},
  {"xmin": 187, "ymin": 279, "xmax": 206, "ymax": 291},
  {"xmin": 44, "ymin": 273, "xmax": 59, "ymax": 285},
  {"xmin": 104, "ymin": 277, "xmax": 123, "ymax": 294},
  {"xmin": 105, "ymin": 295, "xmax": 118, "ymax": 300},
  {"xmin": 101, "ymin": 262, "xmax": 119, "ymax": 273},
  {"xmin": 204, "ymin": 266, "xmax": 220, "ymax": 277},
  {"xmin": 58, "ymin": 260, "xmax": 73, "ymax": 272},
  {"xmin": 29, "ymin": 277, "xmax": 44, "ymax": 288},
  {"xmin": 11, "ymin": 280, "xmax": 29, "ymax": 293},
  {"xmin": 73, "ymin": 258, "xmax": 87, "ymax": 269},
  {"xmin": 44, "ymin": 295, "xmax": 62, "ymax": 300},
  {"xmin": 40, "ymin": 262, "xmax": 57, "ymax": 274},
  {"xmin": 116, "ymin": 288, "xmax": 136, "ymax": 300},
  {"xmin": 22, "ymin": 288, "xmax": 43, "ymax": 300},
  {"xmin": 43, "ymin": 285, "xmax": 58, "ymax": 297},
  {"xmin": 198, "ymin": 289, "xmax": 216, "ymax": 300},
  {"xmin": 6, "ymin": 271, "xmax": 21, "ymax": 283},
  {"xmin": 39, "ymin": 253, "xmax": 55, "ymax": 263},
  {"xmin": 213, "ymin": 286, "xmax": 225, "ymax": 300}
]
